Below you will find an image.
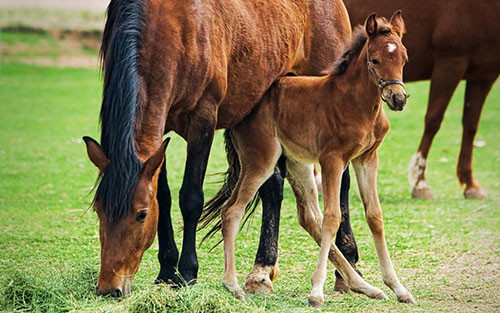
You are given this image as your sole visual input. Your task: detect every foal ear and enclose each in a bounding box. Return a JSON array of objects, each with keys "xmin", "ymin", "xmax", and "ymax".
[
  {"xmin": 142, "ymin": 137, "xmax": 170, "ymax": 180},
  {"xmin": 83, "ymin": 136, "xmax": 110, "ymax": 172},
  {"xmin": 365, "ymin": 13, "xmax": 378, "ymax": 37},
  {"xmin": 390, "ymin": 10, "xmax": 405, "ymax": 38}
]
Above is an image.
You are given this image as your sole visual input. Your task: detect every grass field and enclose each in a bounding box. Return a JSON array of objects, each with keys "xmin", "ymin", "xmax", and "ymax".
[{"xmin": 0, "ymin": 31, "xmax": 499, "ymax": 312}]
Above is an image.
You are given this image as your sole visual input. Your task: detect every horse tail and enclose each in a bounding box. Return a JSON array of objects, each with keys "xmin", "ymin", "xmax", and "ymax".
[
  {"xmin": 198, "ymin": 130, "xmax": 261, "ymax": 246},
  {"xmin": 94, "ymin": 0, "xmax": 147, "ymax": 222}
]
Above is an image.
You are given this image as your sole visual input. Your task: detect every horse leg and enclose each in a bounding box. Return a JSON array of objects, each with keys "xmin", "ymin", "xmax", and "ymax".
[
  {"xmin": 299, "ymin": 165, "xmax": 360, "ymax": 293},
  {"xmin": 409, "ymin": 56, "xmax": 468, "ymax": 199},
  {"xmin": 458, "ymin": 78, "xmax": 496, "ymax": 199},
  {"xmin": 334, "ymin": 167, "xmax": 361, "ymax": 293},
  {"xmin": 287, "ymin": 161, "xmax": 361, "ymax": 295},
  {"xmin": 308, "ymin": 156, "xmax": 386, "ymax": 308},
  {"xmin": 245, "ymin": 166, "xmax": 284, "ymax": 294},
  {"xmin": 353, "ymin": 156, "xmax": 415, "ymax": 304},
  {"xmin": 222, "ymin": 130, "xmax": 281, "ymax": 300},
  {"xmin": 155, "ymin": 161, "xmax": 180, "ymax": 285},
  {"xmin": 177, "ymin": 112, "xmax": 216, "ymax": 285}
]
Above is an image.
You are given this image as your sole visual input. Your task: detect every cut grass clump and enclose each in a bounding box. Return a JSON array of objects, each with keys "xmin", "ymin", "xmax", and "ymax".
[{"xmin": 0, "ymin": 263, "xmax": 98, "ymax": 312}]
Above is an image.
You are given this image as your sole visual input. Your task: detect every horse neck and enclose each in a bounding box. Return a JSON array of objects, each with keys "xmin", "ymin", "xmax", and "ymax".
[
  {"xmin": 134, "ymin": 100, "xmax": 170, "ymax": 162},
  {"xmin": 335, "ymin": 47, "xmax": 382, "ymax": 118}
]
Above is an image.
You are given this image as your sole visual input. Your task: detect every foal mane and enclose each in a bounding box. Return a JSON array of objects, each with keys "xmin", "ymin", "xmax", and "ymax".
[
  {"xmin": 94, "ymin": 0, "xmax": 148, "ymax": 223},
  {"xmin": 330, "ymin": 26, "xmax": 367, "ymax": 75},
  {"xmin": 330, "ymin": 17, "xmax": 394, "ymax": 76}
]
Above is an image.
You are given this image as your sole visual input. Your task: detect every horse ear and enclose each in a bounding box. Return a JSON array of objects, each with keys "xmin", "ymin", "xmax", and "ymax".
[
  {"xmin": 365, "ymin": 13, "xmax": 378, "ymax": 37},
  {"xmin": 390, "ymin": 10, "xmax": 405, "ymax": 38},
  {"xmin": 83, "ymin": 136, "xmax": 110, "ymax": 172},
  {"xmin": 142, "ymin": 137, "xmax": 170, "ymax": 180}
]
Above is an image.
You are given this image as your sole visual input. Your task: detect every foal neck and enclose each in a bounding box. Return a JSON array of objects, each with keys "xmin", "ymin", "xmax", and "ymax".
[{"xmin": 335, "ymin": 46, "xmax": 382, "ymax": 115}]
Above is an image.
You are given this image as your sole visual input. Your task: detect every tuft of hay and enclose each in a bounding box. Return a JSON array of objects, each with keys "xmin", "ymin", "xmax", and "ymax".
[{"xmin": 0, "ymin": 263, "xmax": 99, "ymax": 312}]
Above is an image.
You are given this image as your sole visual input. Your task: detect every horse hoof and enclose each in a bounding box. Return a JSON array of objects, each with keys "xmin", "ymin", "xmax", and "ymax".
[
  {"xmin": 464, "ymin": 187, "xmax": 487, "ymax": 199},
  {"xmin": 333, "ymin": 276, "xmax": 349, "ymax": 293},
  {"xmin": 398, "ymin": 293, "xmax": 416, "ymax": 304},
  {"xmin": 245, "ymin": 265, "xmax": 276, "ymax": 294},
  {"xmin": 411, "ymin": 186, "xmax": 435, "ymax": 199},
  {"xmin": 235, "ymin": 290, "xmax": 246, "ymax": 302},
  {"xmin": 308, "ymin": 295, "xmax": 324, "ymax": 308},
  {"xmin": 245, "ymin": 275, "xmax": 273, "ymax": 294}
]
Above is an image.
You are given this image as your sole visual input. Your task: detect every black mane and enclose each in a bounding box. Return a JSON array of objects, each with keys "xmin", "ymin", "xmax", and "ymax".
[
  {"xmin": 330, "ymin": 25, "xmax": 368, "ymax": 75},
  {"xmin": 95, "ymin": 0, "xmax": 147, "ymax": 223}
]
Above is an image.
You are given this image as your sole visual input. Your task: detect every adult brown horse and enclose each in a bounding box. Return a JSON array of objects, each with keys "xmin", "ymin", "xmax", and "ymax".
[
  {"xmin": 344, "ymin": 0, "xmax": 500, "ymax": 199},
  {"xmin": 83, "ymin": 0, "xmax": 354, "ymax": 297},
  {"xmin": 210, "ymin": 12, "xmax": 414, "ymax": 307}
]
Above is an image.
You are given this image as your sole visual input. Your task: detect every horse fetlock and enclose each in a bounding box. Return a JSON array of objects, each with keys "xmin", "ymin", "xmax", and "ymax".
[
  {"xmin": 351, "ymin": 284, "xmax": 388, "ymax": 300},
  {"xmin": 223, "ymin": 280, "xmax": 245, "ymax": 301}
]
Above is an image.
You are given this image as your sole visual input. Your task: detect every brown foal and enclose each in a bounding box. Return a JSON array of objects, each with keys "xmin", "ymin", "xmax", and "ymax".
[{"xmin": 219, "ymin": 12, "xmax": 415, "ymax": 307}]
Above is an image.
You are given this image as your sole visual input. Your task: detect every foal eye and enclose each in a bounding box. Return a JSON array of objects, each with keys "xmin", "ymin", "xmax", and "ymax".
[
  {"xmin": 136, "ymin": 210, "xmax": 148, "ymax": 222},
  {"xmin": 371, "ymin": 58, "xmax": 379, "ymax": 65}
]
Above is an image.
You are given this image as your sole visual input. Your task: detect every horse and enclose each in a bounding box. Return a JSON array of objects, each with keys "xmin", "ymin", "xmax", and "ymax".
[
  {"xmin": 344, "ymin": 0, "xmax": 500, "ymax": 199},
  {"xmin": 208, "ymin": 12, "xmax": 415, "ymax": 307},
  {"xmin": 82, "ymin": 0, "xmax": 355, "ymax": 297}
]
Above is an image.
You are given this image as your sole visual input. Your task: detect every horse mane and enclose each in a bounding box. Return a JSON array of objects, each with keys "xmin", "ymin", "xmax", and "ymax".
[
  {"xmin": 95, "ymin": 0, "xmax": 148, "ymax": 223},
  {"xmin": 330, "ymin": 25, "xmax": 368, "ymax": 75},
  {"xmin": 330, "ymin": 17, "xmax": 393, "ymax": 75}
]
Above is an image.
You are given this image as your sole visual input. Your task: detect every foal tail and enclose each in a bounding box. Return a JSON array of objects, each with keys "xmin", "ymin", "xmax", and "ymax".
[{"xmin": 198, "ymin": 130, "xmax": 261, "ymax": 245}]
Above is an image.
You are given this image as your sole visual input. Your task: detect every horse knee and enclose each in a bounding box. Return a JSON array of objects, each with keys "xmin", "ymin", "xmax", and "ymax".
[
  {"xmin": 366, "ymin": 211, "xmax": 384, "ymax": 235},
  {"xmin": 297, "ymin": 208, "xmax": 318, "ymax": 230}
]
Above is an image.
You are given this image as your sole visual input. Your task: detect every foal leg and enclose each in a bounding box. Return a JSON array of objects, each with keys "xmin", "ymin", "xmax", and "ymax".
[
  {"xmin": 457, "ymin": 78, "xmax": 496, "ymax": 199},
  {"xmin": 353, "ymin": 155, "xmax": 415, "ymax": 304},
  {"xmin": 155, "ymin": 161, "xmax": 180, "ymax": 285},
  {"xmin": 221, "ymin": 131, "xmax": 281, "ymax": 300},
  {"xmin": 245, "ymin": 166, "xmax": 284, "ymax": 294},
  {"xmin": 409, "ymin": 56, "xmax": 468, "ymax": 199},
  {"xmin": 308, "ymin": 157, "xmax": 386, "ymax": 308},
  {"xmin": 295, "ymin": 165, "xmax": 360, "ymax": 293},
  {"xmin": 334, "ymin": 168, "xmax": 361, "ymax": 293}
]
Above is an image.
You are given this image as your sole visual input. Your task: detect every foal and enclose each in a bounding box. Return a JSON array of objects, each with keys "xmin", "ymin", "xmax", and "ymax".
[{"xmin": 219, "ymin": 12, "xmax": 415, "ymax": 307}]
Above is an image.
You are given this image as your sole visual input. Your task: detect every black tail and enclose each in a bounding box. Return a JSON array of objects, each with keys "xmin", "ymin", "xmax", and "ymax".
[{"xmin": 198, "ymin": 130, "xmax": 261, "ymax": 245}]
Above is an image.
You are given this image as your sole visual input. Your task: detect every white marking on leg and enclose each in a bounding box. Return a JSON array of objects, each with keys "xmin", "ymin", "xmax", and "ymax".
[{"xmin": 408, "ymin": 152, "xmax": 426, "ymax": 186}]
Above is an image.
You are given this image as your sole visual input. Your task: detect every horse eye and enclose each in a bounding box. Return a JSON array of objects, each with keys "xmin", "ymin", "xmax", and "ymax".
[
  {"xmin": 371, "ymin": 58, "xmax": 379, "ymax": 65},
  {"xmin": 136, "ymin": 210, "xmax": 148, "ymax": 222}
]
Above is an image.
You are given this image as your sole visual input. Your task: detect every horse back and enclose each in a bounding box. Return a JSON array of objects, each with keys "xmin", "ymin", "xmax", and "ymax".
[
  {"xmin": 140, "ymin": 0, "xmax": 351, "ymax": 133},
  {"xmin": 344, "ymin": 0, "xmax": 500, "ymax": 81}
]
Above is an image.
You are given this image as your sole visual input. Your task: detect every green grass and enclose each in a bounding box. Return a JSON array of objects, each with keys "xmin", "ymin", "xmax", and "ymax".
[{"xmin": 0, "ymin": 60, "xmax": 499, "ymax": 313}]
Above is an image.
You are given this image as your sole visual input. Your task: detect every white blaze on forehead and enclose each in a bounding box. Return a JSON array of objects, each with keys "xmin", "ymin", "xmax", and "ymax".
[{"xmin": 387, "ymin": 43, "xmax": 397, "ymax": 53}]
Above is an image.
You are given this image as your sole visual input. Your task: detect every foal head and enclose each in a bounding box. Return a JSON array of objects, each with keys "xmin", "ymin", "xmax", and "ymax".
[
  {"xmin": 84, "ymin": 137, "xmax": 169, "ymax": 297},
  {"xmin": 364, "ymin": 11, "xmax": 408, "ymax": 111}
]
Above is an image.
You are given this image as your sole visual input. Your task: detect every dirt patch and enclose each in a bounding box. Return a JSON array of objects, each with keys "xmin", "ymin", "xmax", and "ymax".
[{"xmin": 434, "ymin": 236, "xmax": 500, "ymax": 312}]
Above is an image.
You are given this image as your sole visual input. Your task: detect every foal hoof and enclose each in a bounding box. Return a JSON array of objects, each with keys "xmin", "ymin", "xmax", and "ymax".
[
  {"xmin": 411, "ymin": 186, "xmax": 435, "ymax": 199},
  {"xmin": 333, "ymin": 276, "xmax": 349, "ymax": 293},
  {"xmin": 398, "ymin": 293, "xmax": 416, "ymax": 304},
  {"xmin": 308, "ymin": 295, "xmax": 324, "ymax": 308},
  {"xmin": 464, "ymin": 187, "xmax": 487, "ymax": 199},
  {"xmin": 235, "ymin": 290, "xmax": 246, "ymax": 302}
]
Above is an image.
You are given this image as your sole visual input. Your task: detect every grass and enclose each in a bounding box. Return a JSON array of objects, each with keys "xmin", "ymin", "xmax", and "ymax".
[{"xmin": 0, "ymin": 31, "xmax": 499, "ymax": 312}]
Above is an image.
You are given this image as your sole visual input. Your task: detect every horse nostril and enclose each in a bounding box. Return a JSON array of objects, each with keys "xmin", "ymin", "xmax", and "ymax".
[{"xmin": 111, "ymin": 288, "xmax": 122, "ymax": 298}]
